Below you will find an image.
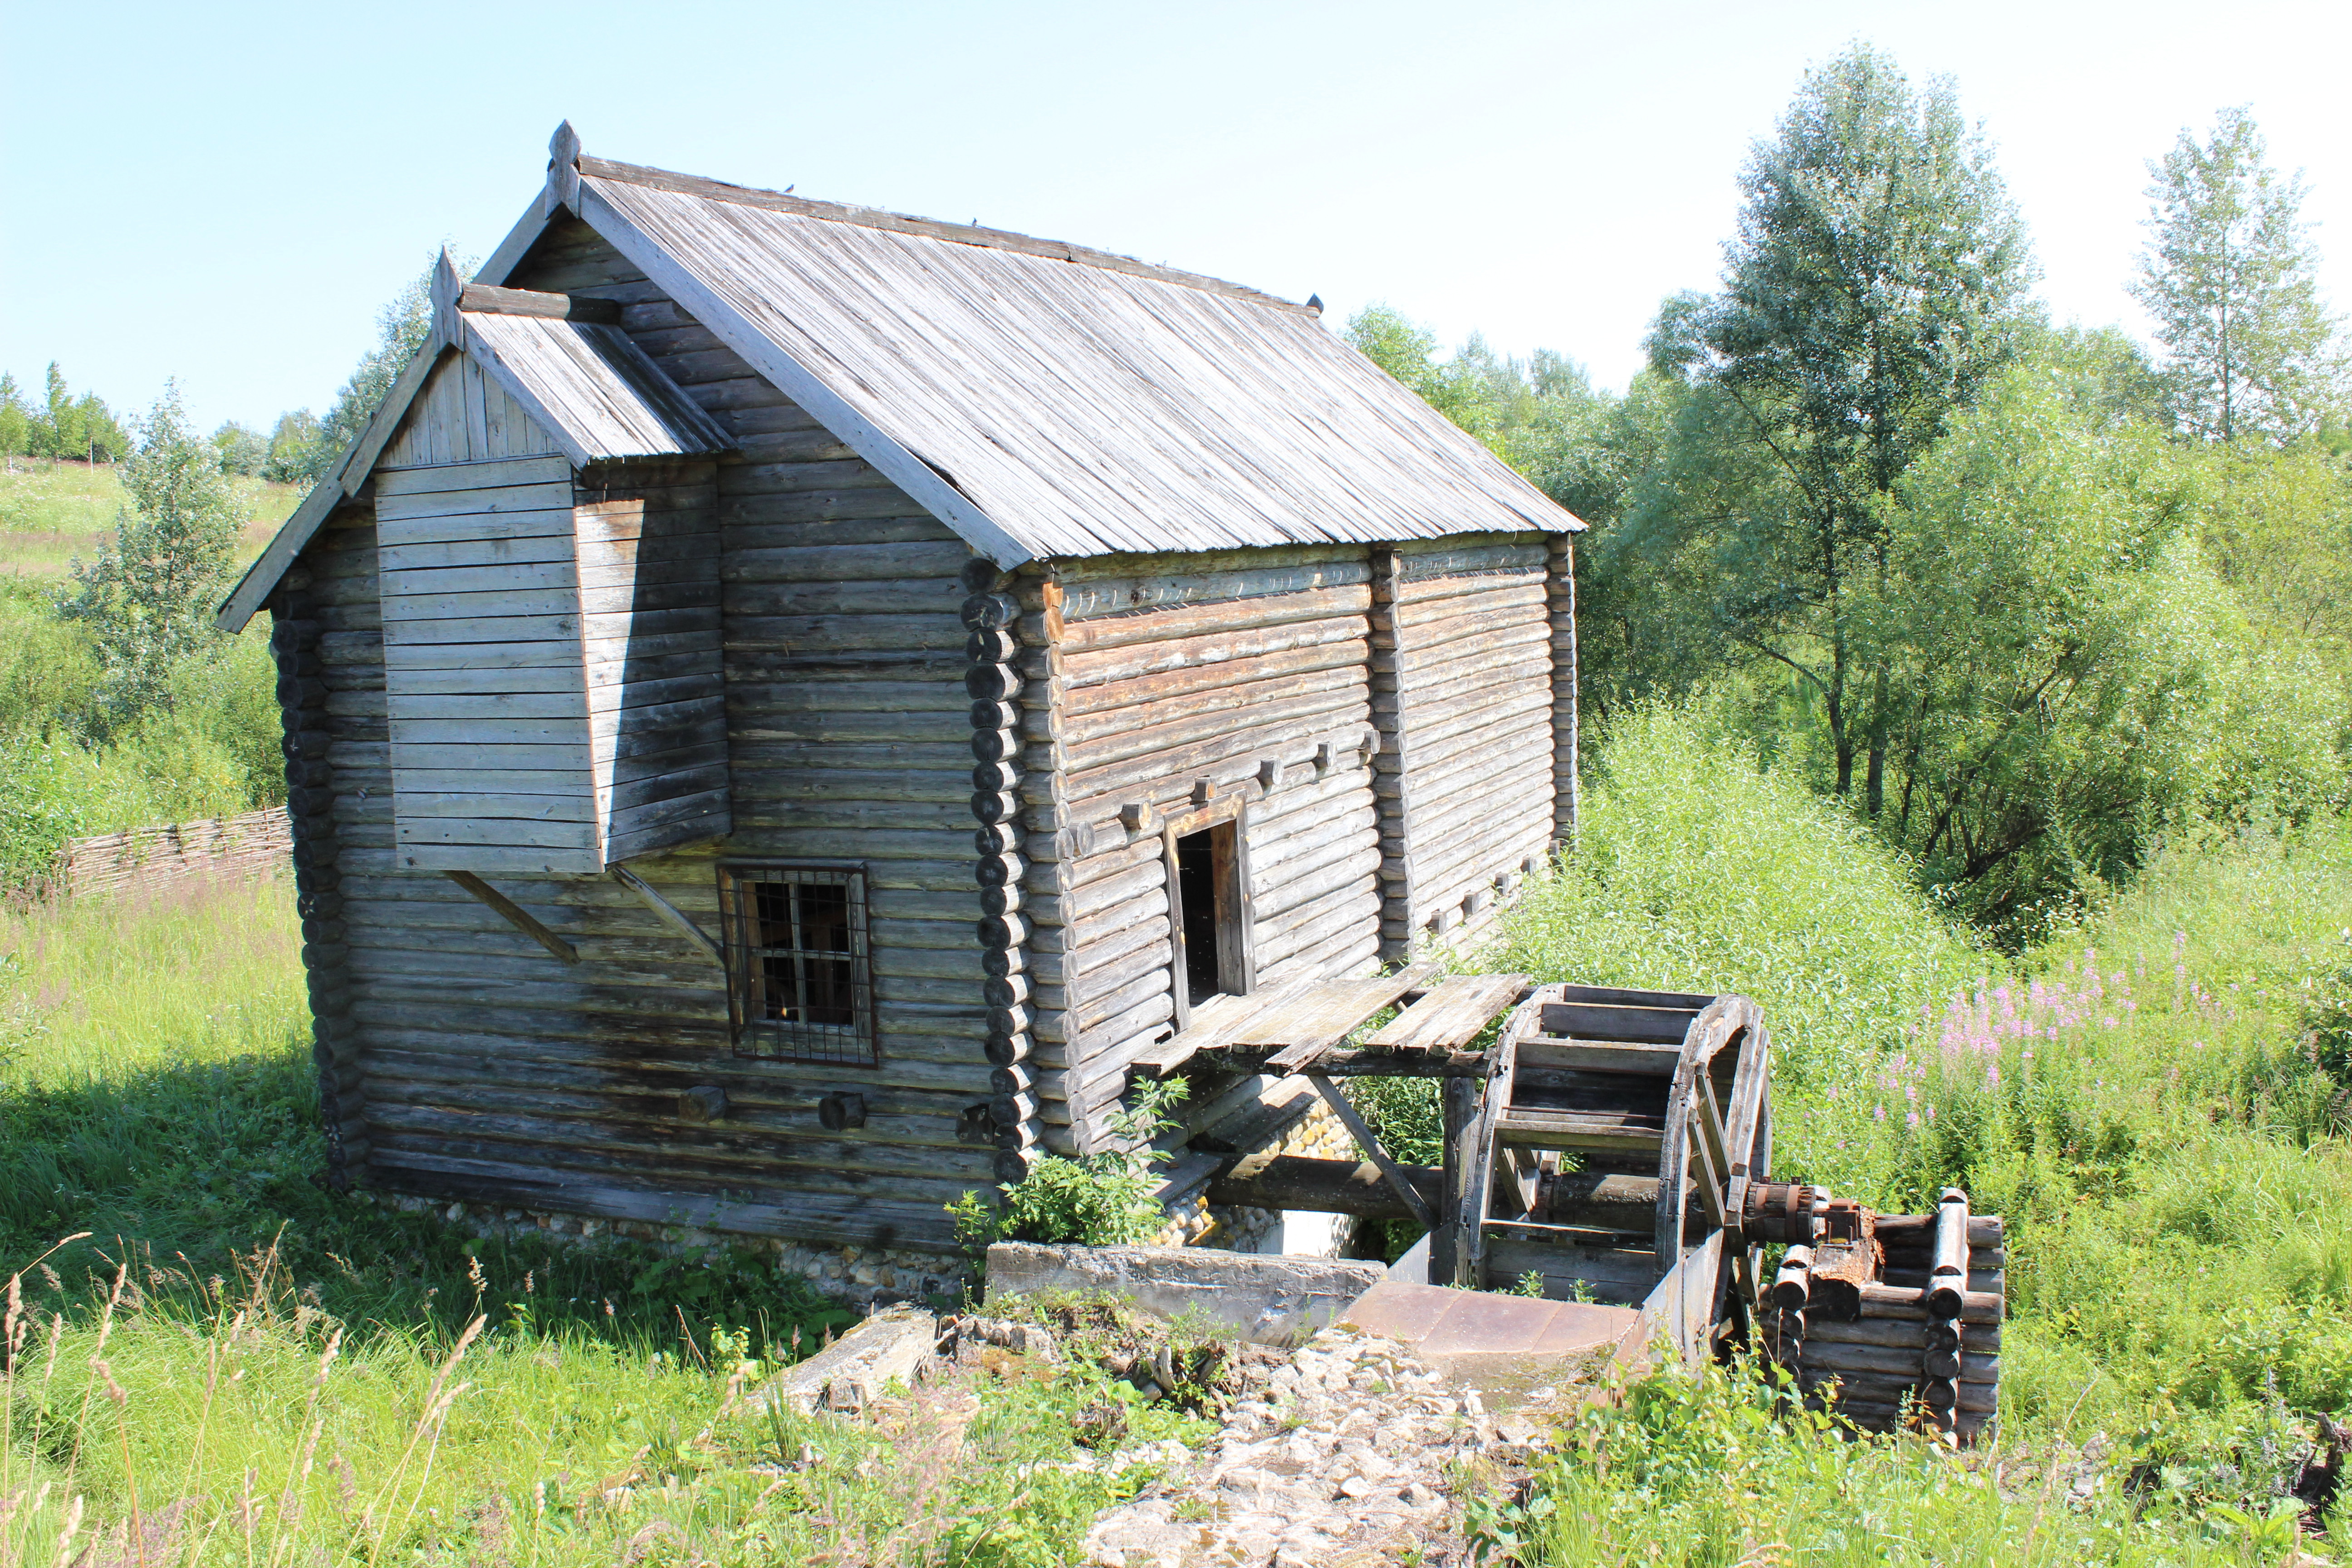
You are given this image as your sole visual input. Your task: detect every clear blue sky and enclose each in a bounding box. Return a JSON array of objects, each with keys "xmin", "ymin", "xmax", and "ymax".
[{"xmin": 4, "ymin": 0, "xmax": 2347, "ymax": 435}]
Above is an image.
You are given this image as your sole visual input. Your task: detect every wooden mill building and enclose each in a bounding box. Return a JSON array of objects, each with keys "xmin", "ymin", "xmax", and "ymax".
[{"xmin": 218, "ymin": 125, "xmax": 1586, "ymax": 1255}]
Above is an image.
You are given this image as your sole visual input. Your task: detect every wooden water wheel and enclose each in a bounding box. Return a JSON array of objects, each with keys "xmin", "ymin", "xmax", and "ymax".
[
  {"xmin": 1154, "ymin": 970, "xmax": 2005, "ymax": 1440},
  {"xmin": 1448, "ymin": 981, "xmax": 2005, "ymax": 1440}
]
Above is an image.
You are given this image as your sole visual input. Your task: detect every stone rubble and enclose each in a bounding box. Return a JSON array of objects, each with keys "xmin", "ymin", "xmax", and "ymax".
[{"xmin": 1079, "ymin": 1324, "xmax": 1545, "ymax": 1568}]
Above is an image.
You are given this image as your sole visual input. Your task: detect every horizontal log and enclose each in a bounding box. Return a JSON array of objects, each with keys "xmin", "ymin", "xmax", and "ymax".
[
  {"xmin": 1053, "ymin": 558, "xmax": 1372, "ymax": 622},
  {"xmin": 1057, "ymin": 618, "xmax": 1368, "ymax": 703},
  {"xmin": 1042, "ymin": 583, "xmax": 1373, "ymax": 659},
  {"xmin": 1205, "ymin": 1156, "xmax": 1441, "ymax": 1218},
  {"xmin": 1796, "ymin": 1340, "xmax": 1998, "ymax": 1382},
  {"xmin": 1853, "ymin": 1282, "xmax": 2002, "ymax": 1324},
  {"xmin": 1802, "ymin": 1317, "xmax": 2002, "ymax": 1353}
]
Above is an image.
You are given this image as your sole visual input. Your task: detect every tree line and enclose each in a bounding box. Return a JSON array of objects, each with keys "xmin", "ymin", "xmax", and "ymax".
[
  {"xmin": 1354, "ymin": 48, "xmax": 2352, "ymax": 944},
  {"xmin": 2, "ymin": 260, "xmax": 442, "ymax": 484},
  {"xmin": 0, "ymin": 365, "xmax": 133, "ymax": 466}
]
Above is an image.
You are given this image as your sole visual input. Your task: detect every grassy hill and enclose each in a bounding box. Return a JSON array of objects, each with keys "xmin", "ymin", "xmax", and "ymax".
[
  {"xmin": 0, "ymin": 456, "xmax": 299, "ymax": 581},
  {"xmin": 0, "ymin": 460, "xmax": 295, "ymax": 886}
]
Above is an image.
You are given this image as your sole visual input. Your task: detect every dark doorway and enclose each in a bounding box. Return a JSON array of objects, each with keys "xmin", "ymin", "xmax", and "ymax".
[
  {"xmin": 1175, "ymin": 828, "xmax": 1222, "ymax": 1005},
  {"xmin": 1170, "ymin": 818, "xmax": 1251, "ymax": 1013}
]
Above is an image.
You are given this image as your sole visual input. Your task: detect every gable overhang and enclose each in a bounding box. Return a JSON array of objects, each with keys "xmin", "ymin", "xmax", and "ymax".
[
  {"xmin": 221, "ymin": 123, "xmax": 1584, "ymax": 631},
  {"xmin": 215, "ymin": 239, "xmax": 737, "ymax": 632}
]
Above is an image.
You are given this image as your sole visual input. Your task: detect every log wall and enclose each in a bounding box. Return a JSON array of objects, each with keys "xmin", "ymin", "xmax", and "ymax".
[
  {"xmin": 1390, "ymin": 535, "xmax": 1557, "ymax": 942},
  {"xmin": 269, "ymin": 214, "xmax": 1579, "ymax": 1244},
  {"xmin": 1019, "ymin": 549, "xmax": 1386, "ymax": 1152}
]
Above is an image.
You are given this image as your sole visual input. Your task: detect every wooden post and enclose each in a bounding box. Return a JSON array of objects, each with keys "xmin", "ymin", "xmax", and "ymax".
[
  {"xmin": 1546, "ymin": 533, "xmax": 1579, "ymax": 851},
  {"xmin": 1432, "ymin": 1072, "xmax": 1477, "ymax": 1287},
  {"xmin": 445, "ymin": 871, "xmax": 578, "ymax": 964}
]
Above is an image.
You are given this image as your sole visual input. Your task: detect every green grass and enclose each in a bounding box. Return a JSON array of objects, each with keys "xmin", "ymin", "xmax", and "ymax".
[
  {"xmin": 0, "ymin": 874, "xmax": 1206, "ymax": 1568},
  {"xmin": 1464, "ymin": 709, "xmax": 2352, "ymax": 1563},
  {"xmin": 0, "ymin": 584, "xmax": 288, "ymax": 887},
  {"xmin": 11, "ymin": 705, "xmax": 2352, "ymax": 1566},
  {"xmin": 0, "ymin": 457, "xmax": 296, "ymax": 580}
]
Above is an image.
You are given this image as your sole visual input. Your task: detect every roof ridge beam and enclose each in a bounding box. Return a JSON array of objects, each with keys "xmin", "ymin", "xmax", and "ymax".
[
  {"xmin": 576, "ymin": 154, "xmax": 1314, "ymax": 316},
  {"xmin": 457, "ymin": 282, "xmax": 622, "ymax": 323}
]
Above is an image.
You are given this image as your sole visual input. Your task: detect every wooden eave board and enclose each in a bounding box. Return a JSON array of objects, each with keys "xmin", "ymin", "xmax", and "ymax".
[
  {"xmin": 459, "ymin": 310, "xmax": 732, "ymax": 461},
  {"xmin": 580, "ymin": 171, "xmax": 1584, "ymax": 562}
]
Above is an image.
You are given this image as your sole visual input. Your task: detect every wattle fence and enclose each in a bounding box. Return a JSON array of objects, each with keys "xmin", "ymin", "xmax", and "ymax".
[{"xmin": 49, "ymin": 805, "xmax": 292, "ymax": 900}]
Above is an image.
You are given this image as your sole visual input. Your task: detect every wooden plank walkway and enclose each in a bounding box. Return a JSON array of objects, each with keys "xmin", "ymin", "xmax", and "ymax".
[{"xmin": 1137, "ymin": 969, "xmax": 1530, "ymax": 1076}]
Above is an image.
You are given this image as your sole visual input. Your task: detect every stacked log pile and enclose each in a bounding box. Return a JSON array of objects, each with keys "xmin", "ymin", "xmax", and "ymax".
[{"xmin": 1763, "ymin": 1190, "xmax": 2004, "ymax": 1441}]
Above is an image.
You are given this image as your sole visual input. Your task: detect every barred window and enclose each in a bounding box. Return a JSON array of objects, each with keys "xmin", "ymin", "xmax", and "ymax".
[{"xmin": 715, "ymin": 863, "xmax": 877, "ymax": 1064}]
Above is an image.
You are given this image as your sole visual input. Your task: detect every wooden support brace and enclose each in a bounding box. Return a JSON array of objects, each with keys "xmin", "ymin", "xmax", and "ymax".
[
  {"xmin": 609, "ymin": 865, "xmax": 725, "ymax": 968},
  {"xmin": 444, "ymin": 871, "xmax": 577, "ymax": 964},
  {"xmin": 1695, "ymin": 1073, "xmax": 1758, "ymax": 1304},
  {"xmin": 1305, "ymin": 1070, "xmax": 1437, "ymax": 1231}
]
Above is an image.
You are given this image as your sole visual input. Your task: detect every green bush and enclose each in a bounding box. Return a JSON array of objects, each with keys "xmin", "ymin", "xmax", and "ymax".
[{"xmin": 952, "ymin": 1080, "xmax": 1191, "ymax": 1250}]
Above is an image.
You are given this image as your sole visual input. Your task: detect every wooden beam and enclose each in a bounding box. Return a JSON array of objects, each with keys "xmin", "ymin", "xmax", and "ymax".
[
  {"xmin": 459, "ymin": 283, "xmax": 623, "ymax": 322},
  {"xmin": 1304, "ymin": 1070, "xmax": 1436, "ymax": 1230},
  {"xmin": 442, "ymin": 871, "xmax": 578, "ymax": 964},
  {"xmin": 608, "ymin": 865, "xmax": 724, "ymax": 968},
  {"xmin": 1208, "ymin": 1154, "xmax": 1442, "ymax": 1220}
]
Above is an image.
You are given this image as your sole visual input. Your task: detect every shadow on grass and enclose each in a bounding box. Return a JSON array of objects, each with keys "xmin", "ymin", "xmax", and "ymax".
[{"xmin": 0, "ymin": 1035, "xmax": 856, "ymax": 1361}]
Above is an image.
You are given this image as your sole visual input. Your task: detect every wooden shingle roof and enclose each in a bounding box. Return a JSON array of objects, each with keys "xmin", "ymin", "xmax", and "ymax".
[
  {"xmin": 218, "ymin": 127, "xmax": 1582, "ymax": 631},
  {"xmin": 570, "ymin": 156, "xmax": 1581, "ymax": 564},
  {"xmin": 458, "ymin": 306, "xmax": 731, "ymax": 466}
]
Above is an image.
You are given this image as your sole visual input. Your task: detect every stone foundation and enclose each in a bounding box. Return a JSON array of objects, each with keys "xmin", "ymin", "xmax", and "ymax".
[
  {"xmin": 374, "ymin": 1191, "xmax": 973, "ymax": 1309},
  {"xmin": 1158, "ymin": 1095, "xmax": 1366, "ymax": 1259},
  {"xmin": 370, "ymin": 1084, "xmax": 1377, "ymax": 1305}
]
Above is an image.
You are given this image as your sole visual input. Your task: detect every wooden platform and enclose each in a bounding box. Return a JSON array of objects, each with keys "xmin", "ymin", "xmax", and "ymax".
[{"xmin": 1138, "ymin": 965, "xmax": 1532, "ymax": 1077}]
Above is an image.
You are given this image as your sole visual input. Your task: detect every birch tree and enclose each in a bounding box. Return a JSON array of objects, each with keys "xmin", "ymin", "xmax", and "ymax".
[{"xmin": 2133, "ymin": 108, "xmax": 2342, "ymax": 443}]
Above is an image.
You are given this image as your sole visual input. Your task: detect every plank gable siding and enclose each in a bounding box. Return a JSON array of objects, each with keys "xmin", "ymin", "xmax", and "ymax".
[
  {"xmin": 263, "ymin": 225, "xmax": 997, "ymax": 1253},
  {"xmin": 376, "ymin": 350, "xmax": 732, "ymax": 873}
]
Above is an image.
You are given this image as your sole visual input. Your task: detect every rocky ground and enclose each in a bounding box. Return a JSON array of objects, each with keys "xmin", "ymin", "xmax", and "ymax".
[{"xmin": 1070, "ymin": 1326, "xmax": 1548, "ymax": 1568}]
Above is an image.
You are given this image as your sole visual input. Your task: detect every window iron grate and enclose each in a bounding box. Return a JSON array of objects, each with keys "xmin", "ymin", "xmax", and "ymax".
[{"xmin": 716, "ymin": 863, "xmax": 877, "ymax": 1065}]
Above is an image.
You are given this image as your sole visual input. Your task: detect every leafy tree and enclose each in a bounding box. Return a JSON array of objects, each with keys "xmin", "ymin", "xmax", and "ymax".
[
  {"xmin": 53, "ymin": 383, "xmax": 247, "ymax": 734},
  {"xmin": 305, "ymin": 255, "xmax": 464, "ymax": 480},
  {"xmin": 263, "ymin": 408, "xmax": 324, "ymax": 483},
  {"xmin": 2194, "ymin": 440, "xmax": 2352, "ymax": 676},
  {"xmin": 0, "ymin": 372, "xmax": 27, "ymax": 458},
  {"xmin": 211, "ymin": 420, "xmax": 268, "ymax": 476},
  {"xmin": 1638, "ymin": 44, "xmax": 2034, "ymax": 812},
  {"xmin": 1345, "ymin": 303, "xmax": 1612, "ymax": 480},
  {"xmin": 24, "ymin": 363, "xmax": 130, "ymax": 464},
  {"xmin": 1346, "ymin": 304, "xmax": 1497, "ymax": 442},
  {"xmin": 2133, "ymin": 108, "xmax": 2343, "ymax": 444},
  {"xmin": 1872, "ymin": 363, "xmax": 2343, "ymax": 937}
]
